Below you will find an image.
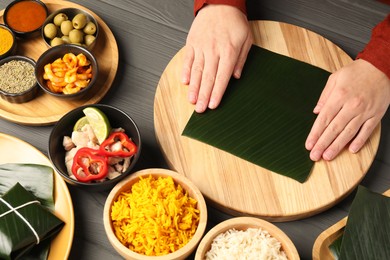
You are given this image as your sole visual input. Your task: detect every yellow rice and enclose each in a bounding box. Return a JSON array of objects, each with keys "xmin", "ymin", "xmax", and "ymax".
[{"xmin": 110, "ymin": 175, "xmax": 200, "ymax": 256}]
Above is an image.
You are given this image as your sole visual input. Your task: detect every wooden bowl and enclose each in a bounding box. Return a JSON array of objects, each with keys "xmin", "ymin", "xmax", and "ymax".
[
  {"xmin": 103, "ymin": 168, "xmax": 208, "ymax": 260},
  {"xmin": 195, "ymin": 217, "xmax": 300, "ymax": 260}
]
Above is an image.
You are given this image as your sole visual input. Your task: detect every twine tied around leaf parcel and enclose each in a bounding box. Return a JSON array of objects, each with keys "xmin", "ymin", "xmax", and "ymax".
[{"xmin": 0, "ymin": 198, "xmax": 41, "ymax": 244}]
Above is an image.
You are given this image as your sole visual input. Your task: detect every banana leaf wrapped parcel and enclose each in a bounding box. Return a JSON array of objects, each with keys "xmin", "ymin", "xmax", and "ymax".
[{"xmin": 0, "ymin": 183, "xmax": 64, "ymax": 260}]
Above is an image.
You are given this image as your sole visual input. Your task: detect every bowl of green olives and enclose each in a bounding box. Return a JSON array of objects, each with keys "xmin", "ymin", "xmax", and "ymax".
[{"xmin": 41, "ymin": 8, "xmax": 99, "ymax": 50}]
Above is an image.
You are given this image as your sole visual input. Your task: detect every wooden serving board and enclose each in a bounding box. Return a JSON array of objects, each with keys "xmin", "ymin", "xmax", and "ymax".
[
  {"xmin": 0, "ymin": 0, "xmax": 118, "ymax": 125},
  {"xmin": 312, "ymin": 189, "xmax": 390, "ymax": 259},
  {"xmin": 154, "ymin": 20, "xmax": 381, "ymax": 221}
]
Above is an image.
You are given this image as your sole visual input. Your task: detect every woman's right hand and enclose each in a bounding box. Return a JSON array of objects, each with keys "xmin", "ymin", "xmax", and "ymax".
[{"xmin": 182, "ymin": 4, "xmax": 253, "ymax": 113}]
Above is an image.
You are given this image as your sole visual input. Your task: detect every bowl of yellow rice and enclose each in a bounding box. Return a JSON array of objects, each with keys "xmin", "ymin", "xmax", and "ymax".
[{"xmin": 103, "ymin": 168, "xmax": 207, "ymax": 260}]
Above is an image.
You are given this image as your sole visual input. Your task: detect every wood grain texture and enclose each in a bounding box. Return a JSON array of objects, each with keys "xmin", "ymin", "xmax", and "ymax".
[
  {"xmin": 154, "ymin": 20, "xmax": 381, "ymax": 221},
  {"xmin": 0, "ymin": 0, "xmax": 118, "ymax": 125},
  {"xmin": 0, "ymin": 133, "xmax": 74, "ymax": 260},
  {"xmin": 312, "ymin": 189, "xmax": 390, "ymax": 260}
]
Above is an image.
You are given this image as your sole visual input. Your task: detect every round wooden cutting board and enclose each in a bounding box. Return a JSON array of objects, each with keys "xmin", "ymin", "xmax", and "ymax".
[{"xmin": 154, "ymin": 20, "xmax": 380, "ymax": 221}]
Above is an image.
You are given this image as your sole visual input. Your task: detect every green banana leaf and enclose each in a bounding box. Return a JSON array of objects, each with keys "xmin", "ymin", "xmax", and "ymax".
[
  {"xmin": 183, "ymin": 45, "xmax": 329, "ymax": 182},
  {"xmin": 0, "ymin": 163, "xmax": 56, "ymax": 260},
  {"xmin": 329, "ymin": 233, "xmax": 343, "ymax": 260},
  {"xmin": 0, "ymin": 183, "xmax": 64, "ymax": 260},
  {"xmin": 0, "ymin": 163, "xmax": 54, "ymax": 210},
  {"xmin": 337, "ymin": 186, "xmax": 390, "ymax": 260}
]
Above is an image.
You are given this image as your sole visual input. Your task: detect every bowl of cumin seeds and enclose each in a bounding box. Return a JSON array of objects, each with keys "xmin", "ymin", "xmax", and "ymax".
[{"xmin": 0, "ymin": 55, "xmax": 38, "ymax": 103}]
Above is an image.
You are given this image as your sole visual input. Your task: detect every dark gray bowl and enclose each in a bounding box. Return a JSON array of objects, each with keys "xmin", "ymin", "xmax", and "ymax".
[
  {"xmin": 41, "ymin": 7, "xmax": 99, "ymax": 50},
  {"xmin": 48, "ymin": 104, "xmax": 142, "ymax": 192},
  {"xmin": 35, "ymin": 44, "xmax": 98, "ymax": 99},
  {"xmin": 0, "ymin": 55, "xmax": 39, "ymax": 103},
  {"xmin": 4, "ymin": 0, "xmax": 48, "ymax": 38},
  {"xmin": 0, "ymin": 24, "xmax": 17, "ymax": 60}
]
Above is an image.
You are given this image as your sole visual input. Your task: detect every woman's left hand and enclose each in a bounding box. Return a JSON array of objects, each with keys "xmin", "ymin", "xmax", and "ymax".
[{"xmin": 305, "ymin": 59, "xmax": 390, "ymax": 161}]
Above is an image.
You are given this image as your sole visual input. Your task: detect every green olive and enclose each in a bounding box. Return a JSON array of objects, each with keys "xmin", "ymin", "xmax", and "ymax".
[
  {"xmin": 53, "ymin": 13, "xmax": 68, "ymax": 26},
  {"xmin": 72, "ymin": 13, "xmax": 87, "ymax": 29},
  {"xmin": 69, "ymin": 29, "xmax": 84, "ymax": 44},
  {"xmin": 84, "ymin": 34, "xmax": 96, "ymax": 46},
  {"xmin": 61, "ymin": 35, "xmax": 71, "ymax": 44},
  {"xmin": 60, "ymin": 20, "xmax": 73, "ymax": 36},
  {"xmin": 43, "ymin": 23, "xmax": 57, "ymax": 39},
  {"xmin": 83, "ymin": 22, "xmax": 96, "ymax": 35},
  {"xmin": 51, "ymin": 37, "xmax": 64, "ymax": 47}
]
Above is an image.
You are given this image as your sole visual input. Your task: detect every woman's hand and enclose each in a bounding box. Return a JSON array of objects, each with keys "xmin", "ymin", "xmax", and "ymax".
[
  {"xmin": 306, "ymin": 59, "xmax": 390, "ymax": 161},
  {"xmin": 182, "ymin": 4, "xmax": 253, "ymax": 113}
]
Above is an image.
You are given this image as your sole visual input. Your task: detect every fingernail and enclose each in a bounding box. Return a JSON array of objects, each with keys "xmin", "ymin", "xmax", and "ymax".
[
  {"xmin": 195, "ymin": 101, "xmax": 206, "ymax": 113},
  {"xmin": 208, "ymin": 99, "xmax": 217, "ymax": 109},
  {"xmin": 310, "ymin": 150, "xmax": 321, "ymax": 161},
  {"xmin": 323, "ymin": 150, "xmax": 334, "ymax": 161},
  {"xmin": 182, "ymin": 75, "xmax": 189, "ymax": 84},
  {"xmin": 188, "ymin": 92, "xmax": 196, "ymax": 104},
  {"xmin": 233, "ymin": 70, "xmax": 241, "ymax": 79},
  {"xmin": 306, "ymin": 140, "xmax": 314, "ymax": 150},
  {"xmin": 350, "ymin": 144, "xmax": 359, "ymax": 153}
]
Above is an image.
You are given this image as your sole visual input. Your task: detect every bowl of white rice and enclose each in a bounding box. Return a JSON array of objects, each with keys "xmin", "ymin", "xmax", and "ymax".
[{"xmin": 195, "ymin": 217, "xmax": 299, "ymax": 260}]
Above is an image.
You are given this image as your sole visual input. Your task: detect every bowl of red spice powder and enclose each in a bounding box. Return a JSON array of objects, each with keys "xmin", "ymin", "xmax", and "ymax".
[
  {"xmin": 4, "ymin": 0, "xmax": 48, "ymax": 38},
  {"xmin": 0, "ymin": 24, "xmax": 16, "ymax": 60}
]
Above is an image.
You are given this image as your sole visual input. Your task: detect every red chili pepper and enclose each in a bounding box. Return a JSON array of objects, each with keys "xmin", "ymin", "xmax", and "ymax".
[
  {"xmin": 71, "ymin": 147, "xmax": 108, "ymax": 182},
  {"xmin": 99, "ymin": 132, "xmax": 137, "ymax": 157}
]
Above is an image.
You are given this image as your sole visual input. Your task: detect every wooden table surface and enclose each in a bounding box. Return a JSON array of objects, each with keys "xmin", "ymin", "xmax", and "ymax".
[{"xmin": 0, "ymin": 0, "xmax": 389, "ymax": 259}]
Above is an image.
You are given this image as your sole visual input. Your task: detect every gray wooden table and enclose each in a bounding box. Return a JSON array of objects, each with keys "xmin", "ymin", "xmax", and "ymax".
[{"xmin": 0, "ymin": 1, "xmax": 389, "ymax": 259}]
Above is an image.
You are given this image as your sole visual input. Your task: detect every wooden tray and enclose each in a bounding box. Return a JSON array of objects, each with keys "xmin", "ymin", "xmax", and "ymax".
[
  {"xmin": 154, "ymin": 20, "xmax": 381, "ymax": 221},
  {"xmin": 0, "ymin": 0, "xmax": 118, "ymax": 125},
  {"xmin": 312, "ymin": 189, "xmax": 390, "ymax": 259},
  {"xmin": 0, "ymin": 133, "xmax": 74, "ymax": 260}
]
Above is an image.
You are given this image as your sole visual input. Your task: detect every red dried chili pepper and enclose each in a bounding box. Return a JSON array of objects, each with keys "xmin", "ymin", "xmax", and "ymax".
[
  {"xmin": 99, "ymin": 132, "xmax": 137, "ymax": 157},
  {"xmin": 71, "ymin": 147, "xmax": 108, "ymax": 182}
]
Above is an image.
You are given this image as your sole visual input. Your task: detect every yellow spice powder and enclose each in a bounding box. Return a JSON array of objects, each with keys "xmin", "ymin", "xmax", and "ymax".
[
  {"xmin": 0, "ymin": 27, "xmax": 13, "ymax": 55},
  {"xmin": 111, "ymin": 175, "xmax": 200, "ymax": 256}
]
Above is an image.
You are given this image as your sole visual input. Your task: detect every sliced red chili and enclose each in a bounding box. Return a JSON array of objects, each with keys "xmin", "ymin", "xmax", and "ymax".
[
  {"xmin": 99, "ymin": 132, "xmax": 137, "ymax": 157},
  {"xmin": 71, "ymin": 147, "xmax": 108, "ymax": 182}
]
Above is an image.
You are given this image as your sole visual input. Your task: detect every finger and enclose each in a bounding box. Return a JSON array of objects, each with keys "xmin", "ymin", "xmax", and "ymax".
[
  {"xmin": 233, "ymin": 34, "xmax": 253, "ymax": 79},
  {"xmin": 321, "ymin": 116, "xmax": 363, "ymax": 160},
  {"xmin": 208, "ymin": 54, "xmax": 236, "ymax": 109},
  {"xmin": 313, "ymin": 73, "xmax": 337, "ymax": 114},
  {"xmin": 309, "ymin": 107, "xmax": 356, "ymax": 161},
  {"xmin": 187, "ymin": 50, "xmax": 205, "ymax": 105},
  {"xmin": 182, "ymin": 46, "xmax": 195, "ymax": 85},
  {"xmin": 349, "ymin": 117, "xmax": 380, "ymax": 153},
  {"xmin": 195, "ymin": 53, "xmax": 219, "ymax": 113},
  {"xmin": 305, "ymin": 98, "xmax": 343, "ymax": 151}
]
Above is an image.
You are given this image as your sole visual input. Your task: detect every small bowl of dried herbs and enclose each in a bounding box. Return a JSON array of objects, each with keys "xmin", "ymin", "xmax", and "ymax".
[{"xmin": 0, "ymin": 55, "xmax": 39, "ymax": 103}]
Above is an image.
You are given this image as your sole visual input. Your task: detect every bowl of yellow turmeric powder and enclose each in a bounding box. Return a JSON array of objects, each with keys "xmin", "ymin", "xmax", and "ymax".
[
  {"xmin": 0, "ymin": 24, "xmax": 16, "ymax": 60},
  {"xmin": 103, "ymin": 168, "xmax": 208, "ymax": 260}
]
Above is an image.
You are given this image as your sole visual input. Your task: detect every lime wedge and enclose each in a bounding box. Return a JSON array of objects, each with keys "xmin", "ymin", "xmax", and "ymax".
[
  {"xmin": 73, "ymin": 116, "xmax": 89, "ymax": 131},
  {"xmin": 82, "ymin": 107, "xmax": 111, "ymax": 144}
]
